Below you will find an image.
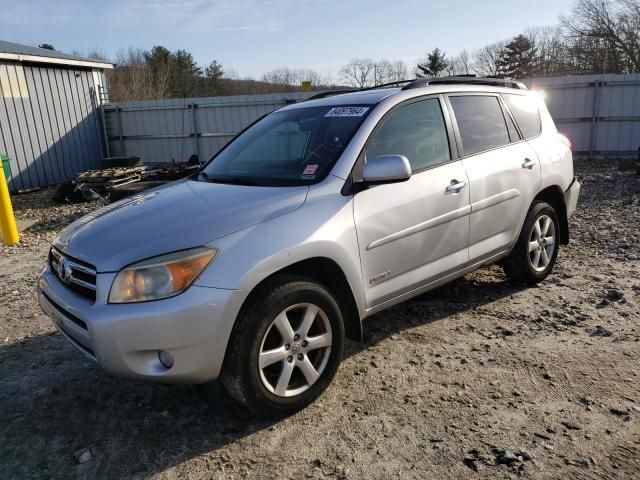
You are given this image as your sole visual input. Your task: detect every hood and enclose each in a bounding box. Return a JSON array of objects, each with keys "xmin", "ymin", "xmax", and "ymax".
[{"xmin": 54, "ymin": 179, "xmax": 308, "ymax": 272}]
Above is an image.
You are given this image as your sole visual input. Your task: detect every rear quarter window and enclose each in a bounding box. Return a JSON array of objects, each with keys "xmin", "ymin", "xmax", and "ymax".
[{"xmin": 502, "ymin": 93, "xmax": 542, "ymax": 139}]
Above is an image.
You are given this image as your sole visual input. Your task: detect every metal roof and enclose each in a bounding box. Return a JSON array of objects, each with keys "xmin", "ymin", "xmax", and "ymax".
[{"xmin": 0, "ymin": 40, "xmax": 113, "ymax": 69}]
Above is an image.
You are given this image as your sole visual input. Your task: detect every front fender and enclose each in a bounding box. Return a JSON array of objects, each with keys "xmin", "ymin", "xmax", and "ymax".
[{"xmin": 194, "ymin": 179, "xmax": 366, "ymax": 318}]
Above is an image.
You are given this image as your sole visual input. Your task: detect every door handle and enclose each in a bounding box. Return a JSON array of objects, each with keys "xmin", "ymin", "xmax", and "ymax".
[
  {"xmin": 445, "ymin": 179, "xmax": 467, "ymax": 193},
  {"xmin": 522, "ymin": 158, "xmax": 537, "ymax": 169}
]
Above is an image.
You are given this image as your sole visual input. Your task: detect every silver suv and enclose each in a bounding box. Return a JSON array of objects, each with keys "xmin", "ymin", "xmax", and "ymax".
[{"xmin": 38, "ymin": 77, "xmax": 580, "ymax": 415}]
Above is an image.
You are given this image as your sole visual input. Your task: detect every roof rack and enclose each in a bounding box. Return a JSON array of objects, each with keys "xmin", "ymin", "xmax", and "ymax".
[
  {"xmin": 303, "ymin": 76, "xmax": 525, "ymax": 103},
  {"xmin": 304, "ymin": 80, "xmax": 415, "ymax": 101},
  {"xmin": 401, "ymin": 75, "xmax": 527, "ymax": 91},
  {"xmin": 304, "ymin": 89, "xmax": 360, "ymax": 101}
]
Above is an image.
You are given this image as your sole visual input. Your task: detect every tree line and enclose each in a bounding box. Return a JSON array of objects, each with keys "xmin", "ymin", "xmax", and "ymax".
[
  {"xmin": 341, "ymin": 0, "xmax": 640, "ymax": 87},
  {"xmin": 60, "ymin": 0, "xmax": 638, "ymax": 100}
]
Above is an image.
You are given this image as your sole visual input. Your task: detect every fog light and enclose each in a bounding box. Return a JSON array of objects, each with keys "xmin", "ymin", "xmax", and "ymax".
[{"xmin": 158, "ymin": 350, "xmax": 174, "ymax": 369}]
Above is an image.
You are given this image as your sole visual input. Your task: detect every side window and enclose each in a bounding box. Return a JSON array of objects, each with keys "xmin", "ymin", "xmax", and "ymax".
[
  {"xmin": 365, "ymin": 98, "xmax": 450, "ymax": 172},
  {"xmin": 502, "ymin": 93, "xmax": 542, "ymax": 139},
  {"xmin": 449, "ymin": 95, "xmax": 511, "ymax": 156}
]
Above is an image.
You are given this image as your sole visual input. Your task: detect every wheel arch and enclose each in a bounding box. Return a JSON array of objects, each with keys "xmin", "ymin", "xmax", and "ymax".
[
  {"xmin": 235, "ymin": 257, "xmax": 363, "ymax": 342},
  {"xmin": 534, "ymin": 185, "xmax": 569, "ymax": 245}
]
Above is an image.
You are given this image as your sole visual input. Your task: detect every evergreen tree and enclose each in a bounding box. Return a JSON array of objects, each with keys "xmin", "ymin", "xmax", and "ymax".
[
  {"xmin": 144, "ymin": 46, "xmax": 173, "ymax": 98},
  {"xmin": 38, "ymin": 43, "xmax": 55, "ymax": 51},
  {"xmin": 496, "ymin": 34, "xmax": 539, "ymax": 78},
  {"xmin": 205, "ymin": 60, "xmax": 224, "ymax": 80},
  {"xmin": 205, "ymin": 60, "xmax": 225, "ymax": 95},
  {"xmin": 417, "ymin": 48, "xmax": 449, "ymax": 77},
  {"xmin": 144, "ymin": 46, "xmax": 172, "ymax": 72},
  {"xmin": 172, "ymin": 49, "xmax": 202, "ymax": 96}
]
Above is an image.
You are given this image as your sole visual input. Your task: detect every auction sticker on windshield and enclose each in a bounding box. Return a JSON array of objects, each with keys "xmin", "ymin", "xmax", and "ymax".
[
  {"xmin": 303, "ymin": 164, "xmax": 318, "ymax": 175},
  {"xmin": 325, "ymin": 106, "xmax": 369, "ymax": 117}
]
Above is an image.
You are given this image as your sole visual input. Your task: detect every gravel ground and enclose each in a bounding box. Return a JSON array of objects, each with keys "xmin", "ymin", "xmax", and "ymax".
[{"xmin": 1, "ymin": 161, "xmax": 639, "ymax": 479}]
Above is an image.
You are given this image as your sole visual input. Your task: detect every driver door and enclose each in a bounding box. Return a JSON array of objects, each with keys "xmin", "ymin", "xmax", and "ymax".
[{"xmin": 353, "ymin": 96, "xmax": 470, "ymax": 308}]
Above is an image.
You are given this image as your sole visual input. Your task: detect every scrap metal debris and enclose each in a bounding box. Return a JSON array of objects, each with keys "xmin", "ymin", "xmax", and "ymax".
[{"xmin": 55, "ymin": 157, "xmax": 200, "ymax": 204}]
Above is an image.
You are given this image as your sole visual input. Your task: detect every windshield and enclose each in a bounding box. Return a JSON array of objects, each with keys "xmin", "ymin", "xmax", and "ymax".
[{"xmin": 199, "ymin": 105, "xmax": 371, "ymax": 186}]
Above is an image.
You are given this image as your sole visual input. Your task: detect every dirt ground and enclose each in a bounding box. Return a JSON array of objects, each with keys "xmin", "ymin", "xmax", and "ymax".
[{"xmin": 1, "ymin": 161, "xmax": 638, "ymax": 480}]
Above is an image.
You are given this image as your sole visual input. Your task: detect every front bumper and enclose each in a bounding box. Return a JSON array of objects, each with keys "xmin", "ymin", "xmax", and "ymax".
[
  {"xmin": 38, "ymin": 266, "xmax": 247, "ymax": 384},
  {"xmin": 564, "ymin": 177, "xmax": 581, "ymax": 219}
]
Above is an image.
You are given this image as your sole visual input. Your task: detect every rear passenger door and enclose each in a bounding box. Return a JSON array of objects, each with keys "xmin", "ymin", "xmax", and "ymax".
[
  {"xmin": 354, "ymin": 96, "xmax": 470, "ymax": 308},
  {"xmin": 445, "ymin": 93, "xmax": 541, "ymax": 262}
]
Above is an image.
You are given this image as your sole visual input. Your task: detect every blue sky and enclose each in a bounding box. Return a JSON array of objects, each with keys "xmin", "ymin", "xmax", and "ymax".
[{"xmin": 1, "ymin": 0, "xmax": 576, "ymax": 78}]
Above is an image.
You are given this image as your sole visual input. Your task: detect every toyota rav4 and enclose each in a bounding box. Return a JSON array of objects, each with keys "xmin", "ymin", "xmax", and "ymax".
[{"xmin": 38, "ymin": 77, "xmax": 580, "ymax": 415}]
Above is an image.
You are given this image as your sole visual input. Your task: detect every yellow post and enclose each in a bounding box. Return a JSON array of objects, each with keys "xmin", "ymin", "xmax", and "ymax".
[{"xmin": 0, "ymin": 164, "xmax": 18, "ymax": 245}]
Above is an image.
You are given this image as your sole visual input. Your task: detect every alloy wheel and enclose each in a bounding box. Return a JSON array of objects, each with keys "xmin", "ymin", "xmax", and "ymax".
[
  {"xmin": 528, "ymin": 214, "xmax": 556, "ymax": 272},
  {"xmin": 258, "ymin": 303, "xmax": 332, "ymax": 397}
]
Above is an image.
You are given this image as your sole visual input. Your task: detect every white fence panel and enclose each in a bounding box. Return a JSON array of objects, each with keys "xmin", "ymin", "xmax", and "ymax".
[
  {"xmin": 103, "ymin": 92, "xmax": 314, "ymax": 163},
  {"xmin": 105, "ymin": 75, "xmax": 640, "ymax": 164},
  {"xmin": 528, "ymin": 74, "xmax": 640, "ymax": 157}
]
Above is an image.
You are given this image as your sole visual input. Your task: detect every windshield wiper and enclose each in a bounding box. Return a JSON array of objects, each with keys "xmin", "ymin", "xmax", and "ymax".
[{"xmin": 204, "ymin": 175, "xmax": 265, "ymax": 186}]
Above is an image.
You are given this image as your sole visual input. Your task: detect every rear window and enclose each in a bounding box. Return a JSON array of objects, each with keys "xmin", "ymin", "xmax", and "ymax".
[
  {"xmin": 502, "ymin": 93, "xmax": 542, "ymax": 139},
  {"xmin": 449, "ymin": 95, "xmax": 510, "ymax": 156}
]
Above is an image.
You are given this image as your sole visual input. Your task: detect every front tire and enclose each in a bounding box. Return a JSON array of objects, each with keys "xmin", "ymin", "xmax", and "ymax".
[
  {"xmin": 220, "ymin": 276, "xmax": 345, "ymax": 416},
  {"xmin": 501, "ymin": 201, "xmax": 560, "ymax": 284}
]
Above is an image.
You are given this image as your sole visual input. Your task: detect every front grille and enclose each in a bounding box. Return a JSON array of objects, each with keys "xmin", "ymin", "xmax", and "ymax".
[{"xmin": 49, "ymin": 248, "xmax": 97, "ymax": 301}]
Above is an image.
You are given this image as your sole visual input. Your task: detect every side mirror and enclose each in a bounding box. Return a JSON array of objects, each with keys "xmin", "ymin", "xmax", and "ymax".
[{"xmin": 361, "ymin": 155, "xmax": 412, "ymax": 185}]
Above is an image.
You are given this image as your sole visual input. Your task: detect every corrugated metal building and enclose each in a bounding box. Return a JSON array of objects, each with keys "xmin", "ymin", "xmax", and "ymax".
[{"xmin": 0, "ymin": 40, "xmax": 112, "ymax": 192}]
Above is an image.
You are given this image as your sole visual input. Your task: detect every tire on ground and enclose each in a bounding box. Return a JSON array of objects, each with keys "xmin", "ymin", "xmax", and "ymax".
[
  {"xmin": 501, "ymin": 200, "xmax": 560, "ymax": 285},
  {"xmin": 220, "ymin": 275, "xmax": 345, "ymax": 416}
]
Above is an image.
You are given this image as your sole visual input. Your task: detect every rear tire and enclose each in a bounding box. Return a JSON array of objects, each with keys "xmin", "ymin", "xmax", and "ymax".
[
  {"xmin": 501, "ymin": 201, "xmax": 560, "ymax": 285},
  {"xmin": 220, "ymin": 276, "xmax": 345, "ymax": 416}
]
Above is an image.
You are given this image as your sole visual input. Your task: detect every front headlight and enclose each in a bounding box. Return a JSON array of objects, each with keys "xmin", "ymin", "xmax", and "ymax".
[{"xmin": 108, "ymin": 247, "xmax": 217, "ymax": 303}]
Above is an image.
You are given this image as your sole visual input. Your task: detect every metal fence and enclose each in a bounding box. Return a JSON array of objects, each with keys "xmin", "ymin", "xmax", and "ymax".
[
  {"xmin": 528, "ymin": 73, "xmax": 640, "ymax": 158},
  {"xmin": 102, "ymin": 92, "xmax": 315, "ymax": 164},
  {"xmin": 105, "ymin": 74, "xmax": 640, "ymax": 165}
]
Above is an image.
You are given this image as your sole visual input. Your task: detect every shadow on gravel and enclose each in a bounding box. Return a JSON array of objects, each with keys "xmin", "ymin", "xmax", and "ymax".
[
  {"xmin": 0, "ymin": 272, "xmax": 526, "ymax": 478},
  {"xmin": 351, "ymin": 272, "xmax": 527, "ymax": 353}
]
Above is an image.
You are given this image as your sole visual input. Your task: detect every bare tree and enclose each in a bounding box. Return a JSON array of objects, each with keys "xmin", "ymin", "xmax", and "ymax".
[
  {"xmin": 378, "ymin": 60, "xmax": 410, "ymax": 83},
  {"xmin": 472, "ymin": 41, "xmax": 506, "ymax": 76},
  {"xmin": 446, "ymin": 50, "xmax": 473, "ymax": 76},
  {"xmin": 86, "ymin": 48, "xmax": 109, "ymax": 62},
  {"xmin": 525, "ymin": 26, "xmax": 567, "ymax": 75},
  {"xmin": 340, "ymin": 58, "xmax": 376, "ymax": 87},
  {"xmin": 391, "ymin": 60, "xmax": 410, "ymax": 81},
  {"xmin": 263, "ymin": 67, "xmax": 327, "ymax": 91},
  {"xmin": 107, "ymin": 47, "xmax": 156, "ymax": 102},
  {"xmin": 458, "ymin": 50, "xmax": 472, "ymax": 74},
  {"xmin": 373, "ymin": 60, "xmax": 394, "ymax": 84},
  {"xmin": 561, "ymin": 0, "xmax": 640, "ymax": 73}
]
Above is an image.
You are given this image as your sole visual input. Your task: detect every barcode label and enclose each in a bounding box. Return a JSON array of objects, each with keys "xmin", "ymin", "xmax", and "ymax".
[{"xmin": 325, "ymin": 106, "xmax": 369, "ymax": 117}]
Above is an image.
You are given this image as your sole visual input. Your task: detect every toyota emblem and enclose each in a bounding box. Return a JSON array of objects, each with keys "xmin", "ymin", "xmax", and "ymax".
[{"xmin": 57, "ymin": 258, "xmax": 73, "ymax": 284}]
